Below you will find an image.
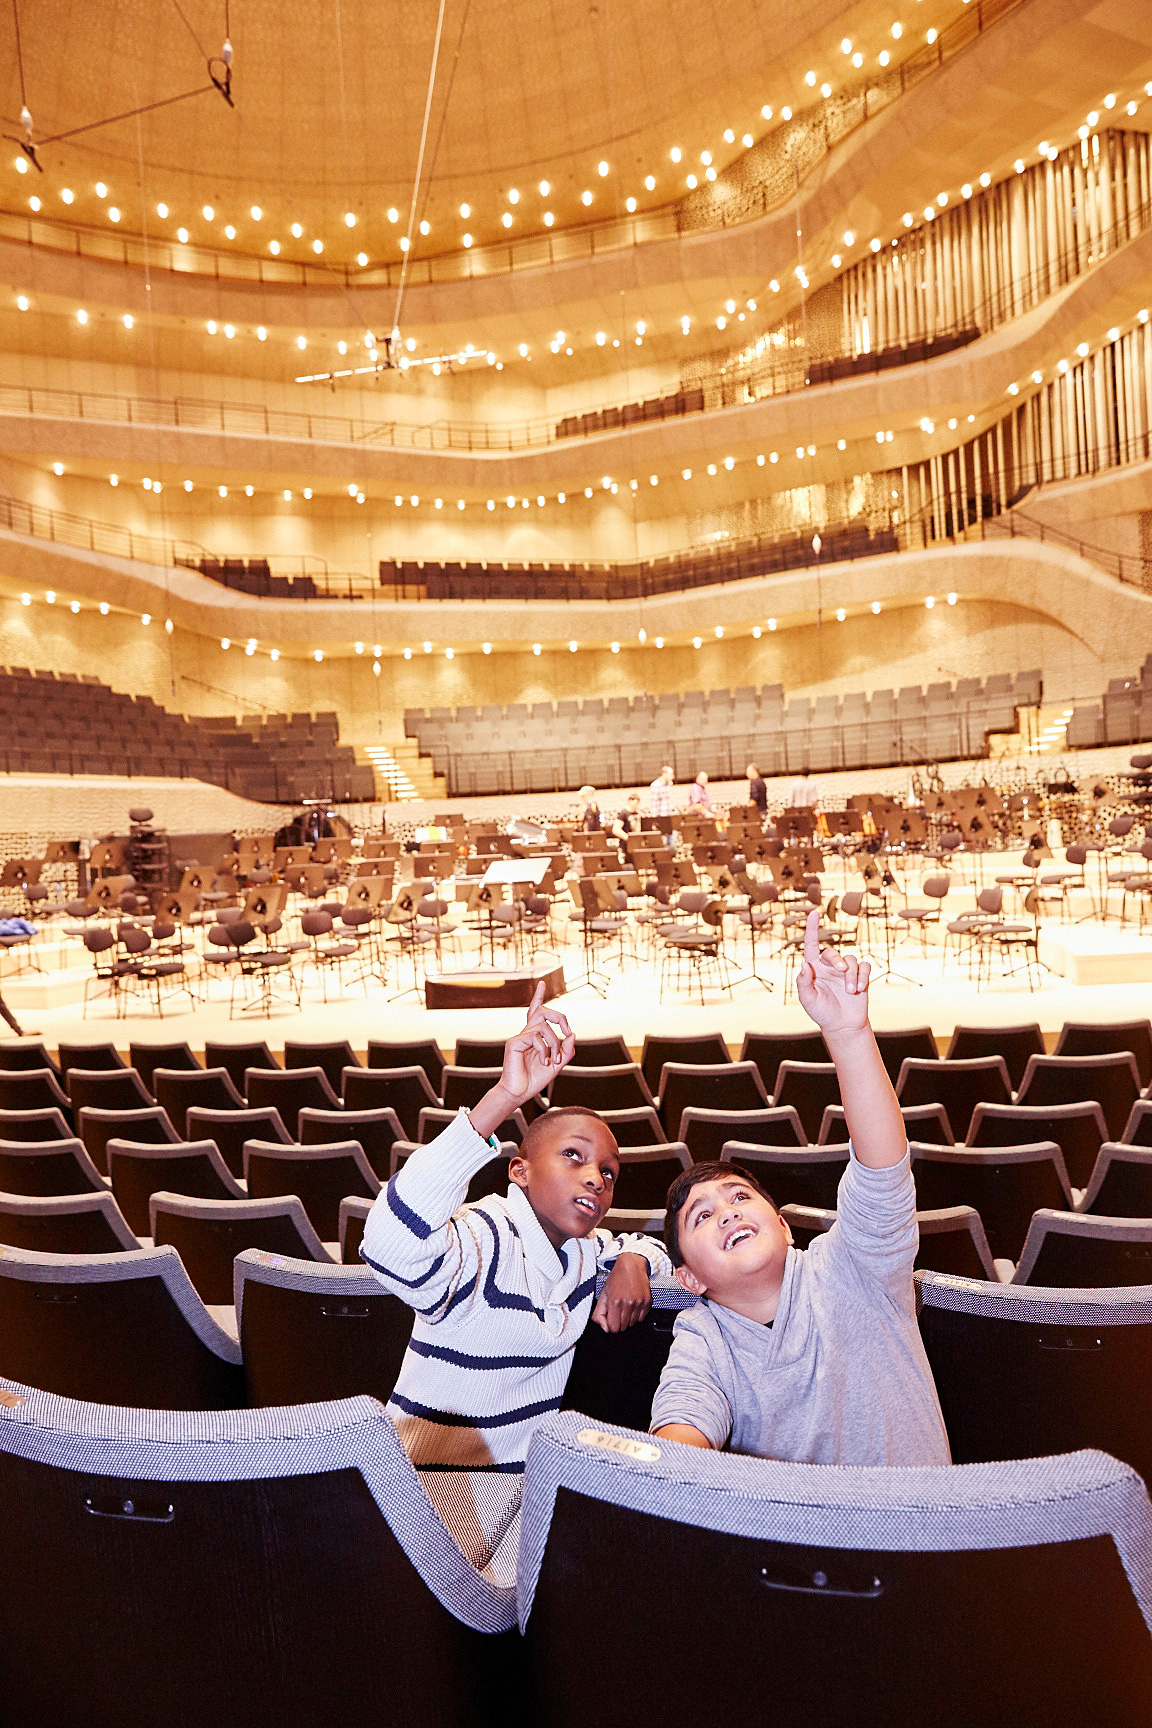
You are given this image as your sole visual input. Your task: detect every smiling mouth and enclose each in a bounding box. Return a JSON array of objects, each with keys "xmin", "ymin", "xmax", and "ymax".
[{"xmin": 724, "ymin": 1226, "xmax": 756, "ymax": 1251}]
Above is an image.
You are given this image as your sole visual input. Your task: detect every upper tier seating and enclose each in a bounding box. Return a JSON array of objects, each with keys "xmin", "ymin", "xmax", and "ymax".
[
  {"xmin": 378, "ymin": 519, "xmax": 901, "ymax": 603},
  {"xmin": 1066, "ymin": 655, "xmax": 1152, "ymax": 748},
  {"xmin": 555, "ymin": 385, "xmax": 704, "ymax": 439},
  {"xmin": 406, "ymin": 672, "xmax": 1041, "ymax": 796},
  {"xmin": 0, "ymin": 671, "xmax": 374, "ymax": 804}
]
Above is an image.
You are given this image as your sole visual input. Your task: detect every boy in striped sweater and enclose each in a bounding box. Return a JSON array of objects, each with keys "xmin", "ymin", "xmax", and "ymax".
[{"xmin": 361, "ymin": 984, "xmax": 670, "ymax": 1562}]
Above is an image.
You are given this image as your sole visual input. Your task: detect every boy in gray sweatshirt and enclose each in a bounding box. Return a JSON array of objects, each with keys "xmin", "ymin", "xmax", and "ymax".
[{"xmin": 650, "ymin": 909, "xmax": 950, "ymax": 1466}]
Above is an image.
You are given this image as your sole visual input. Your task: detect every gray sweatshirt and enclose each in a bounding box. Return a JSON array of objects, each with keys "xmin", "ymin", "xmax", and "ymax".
[{"xmin": 650, "ymin": 1149, "xmax": 951, "ymax": 1466}]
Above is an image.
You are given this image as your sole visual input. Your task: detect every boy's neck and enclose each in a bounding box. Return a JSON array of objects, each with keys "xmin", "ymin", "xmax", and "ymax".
[{"xmin": 703, "ymin": 1260, "xmax": 787, "ymax": 1325}]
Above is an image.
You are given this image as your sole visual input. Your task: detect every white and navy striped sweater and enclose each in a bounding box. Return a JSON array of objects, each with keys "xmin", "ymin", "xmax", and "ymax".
[{"xmin": 361, "ymin": 1109, "xmax": 672, "ymax": 1474}]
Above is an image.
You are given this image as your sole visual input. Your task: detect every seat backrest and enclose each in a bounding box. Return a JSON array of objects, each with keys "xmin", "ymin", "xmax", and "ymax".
[
  {"xmin": 185, "ymin": 1105, "xmax": 291, "ymax": 1177},
  {"xmin": 913, "ymin": 1205, "xmax": 996, "ymax": 1280},
  {"xmin": 1122, "ymin": 1101, "xmax": 1152, "ymax": 1147},
  {"xmin": 739, "ymin": 1030, "xmax": 830, "ymax": 1095},
  {"xmin": 339, "ymin": 1195, "xmax": 373, "ymax": 1263},
  {"xmin": 390, "ymin": 1141, "xmax": 511, "ymax": 1207},
  {"xmin": 245, "ymin": 1067, "xmax": 340, "ymax": 1134},
  {"xmin": 243, "ymin": 1140, "xmax": 380, "ymax": 1241},
  {"xmin": 818, "ymin": 1101, "xmax": 954, "ymax": 1146},
  {"xmin": 0, "ymin": 1070, "xmax": 71, "ymax": 1117},
  {"xmin": 612, "ymin": 1145, "xmax": 692, "ymax": 1210},
  {"xmin": 0, "ymin": 1043, "xmax": 62, "ymax": 1079},
  {"xmin": 721, "ymin": 1143, "xmax": 850, "ymax": 1211},
  {"xmin": 452, "ymin": 1039, "xmax": 509, "ymax": 1069},
  {"xmin": 1054, "ymin": 1021, "xmax": 1152, "ymax": 1088},
  {"xmin": 441, "ymin": 1066, "xmax": 507, "ymax": 1111},
  {"xmin": 299, "ymin": 1106, "xmax": 403, "ymax": 1177},
  {"xmin": 1016, "ymin": 1052, "xmax": 1141, "ymax": 1141},
  {"xmin": 150, "ymin": 1194, "xmax": 330, "ymax": 1304},
  {"xmin": 284, "ymin": 1040, "xmax": 362, "ymax": 1095},
  {"xmin": 57, "ymin": 1042, "xmax": 125, "ymax": 1078},
  {"xmin": 365, "ymin": 1038, "xmax": 447, "ymax": 1096},
  {"xmin": 771, "ymin": 1062, "xmax": 842, "ymax": 1142},
  {"xmin": 656, "ymin": 1062, "xmax": 768, "ymax": 1136},
  {"xmin": 66, "ymin": 1067, "xmax": 153, "ymax": 1115},
  {"xmin": 873, "ymin": 1027, "xmax": 938, "ymax": 1083},
  {"xmin": 0, "ymin": 1243, "xmax": 243, "ymax": 1407},
  {"xmin": 945, "ymin": 1024, "xmax": 1043, "ymax": 1090},
  {"xmin": 0, "ymin": 1191, "xmax": 140, "ymax": 1256},
  {"xmin": 897, "ymin": 1056, "xmax": 1013, "ymax": 1141},
  {"xmin": 549, "ymin": 1064, "xmax": 654, "ymax": 1114},
  {"xmin": 76, "ymin": 1104, "xmax": 179, "ymax": 1175},
  {"xmin": 0, "ymin": 1107, "xmax": 72, "ymax": 1142},
  {"xmin": 640, "ymin": 1033, "xmax": 730, "ymax": 1093},
  {"xmin": 0, "ymin": 1136, "xmax": 107, "ymax": 1197},
  {"xmin": 517, "ymin": 1410, "xmax": 1152, "ymax": 1723},
  {"xmin": 1082, "ymin": 1144, "xmax": 1152, "ymax": 1217},
  {"xmin": 235, "ymin": 1252, "xmax": 414, "ymax": 1407},
  {"xmin": 152, "ymin": 1066, "xmax": 244, "ymax": 1137},
  {"xmin": 343, "ymin": 1067, "xmax": 439, "ymax": 1138},
  {"xmin": 597, "ymin": 1106, "xmax": 667, "ymax": 1146},
  {"xmin": 910, "ymin": 1143, "xmax": 1072, "ymax": 1263},
  {"xmin": 917, "ymin": 1270, "xmax": 1152, "ymax": 1490},
  {"xmin": 968, "ymin": 1100, "xmax": 1108, "ymax": 1189},
  {"xmin": 128, "ymin": 1042, "xmax": 201, "ymax": 1092},
  {"xmin": 107, "ymin": 1138, "xmax": 243, "ymax": 1236},
  {"xmin": 0, "ymin": 1383, "xmax": 516, "ymax": 1727},
  {"xmin": 571, "ymin": 1036, "xmax": 633, "ymax": 1068},
  {"xmin": 1014, "ymin": 1212, "xmax": 1152, "ymax": 1288},
  {"xmin": 203, "ymin": 1040, "xmax": 280, "ymax": 1096},
  {"xmin": 680, "ymin": 1106, "xmax": 807, "ymax": 1162},
  {"xmin": 560, "ymin": 1274, "xmax": 695, "ymax": 1430}
]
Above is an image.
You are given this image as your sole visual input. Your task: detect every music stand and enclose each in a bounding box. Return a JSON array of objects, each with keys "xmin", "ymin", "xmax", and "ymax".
[
  {"xmin": 387, "ymin": 887, "xmax": 428, "ymax": 1003},
  {"xmin": 731, "ymin": 870, "xmax": 775, "ymax": 993}
]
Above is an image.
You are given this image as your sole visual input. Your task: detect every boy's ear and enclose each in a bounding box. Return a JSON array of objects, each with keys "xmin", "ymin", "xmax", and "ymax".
[
  {"xmin": 507, "ymin": 1154, "xmax": 530, "ymax": 1192},
  {"xmin": 673, "ymin": 1264, "xmax": 706, "ymax": 1297}
]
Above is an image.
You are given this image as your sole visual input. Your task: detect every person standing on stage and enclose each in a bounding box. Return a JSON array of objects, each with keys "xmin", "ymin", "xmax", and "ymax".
[
  {"xmin": 788, "ymin": 767, "xmax": 820, "ymax": 810},
  {"xmin": 611, "ymin": 793, "xmax": 643, "ymax": 859},
  {"xmin": 746, "ymin": 763, "xmax": 768, "ymax": 820},
  {"xmin": 649, "ymin": 764, "xmax": 676, "ymax": 817},
  {"xmin": 688, "ymin": 771, "xmax": 713, "ymax": 813},
  {"xmin": 576, "ymin": 786, "xmax": 602, "ymax": 832}
]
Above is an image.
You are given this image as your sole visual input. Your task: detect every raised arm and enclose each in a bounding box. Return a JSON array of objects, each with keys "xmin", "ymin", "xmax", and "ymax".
[
  {"xmin": 468, "ymin": 981, "xmax": 575, "ymax": 1139},
  {"xmin": 796, "ymin": 908, "xmax": 905, "ymax": 1168}
]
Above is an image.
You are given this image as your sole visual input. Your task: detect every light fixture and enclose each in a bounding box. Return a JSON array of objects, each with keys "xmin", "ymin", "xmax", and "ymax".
[
  {"xmin": 100, "ymin": 601, "xmax": 110, "ymax": 615},
  {"xmin": 403, "ymin": 647, "xmax": 412, "ymax": 659},
  {"xmin": 581, "ymin": 190, "xmax": 593, "ymax": 205},
  {"xmin": 71, "ymin": 601, "xmax": 81, "ymax": 613},
  {"xmin": 76, "ymin": 308, "xmax": 88, "ymax": 324},
  {"xmin": 109, "ymin": 474, "xmax": 119, "ymax": 486},
  {"xmin": 314, "ymin": 650, "xmax": 323, "ymax": 662},
  {"xmin": 569, "ymin": 640, "xmax": 578, "ymax": 652},
  {"xmin": 221, "ymin": 637, "xmax": 231, "ymax": 650},
  {"xmin": 61, "ymin": 188, "xmax": 74, "ymax": 204},
  {"xmin": 268, "ymin": 239, "xmax": 279, "ymax": 254},
  {"xmin": 692, "ymin": 636, "xmax": 702, "ymax": 649},
  {"xmin": 768, "ymin": 618, "xmax": 777, "ymax": 631},
  {"xmin": 271, "ymin": 648, "xmax": 280, "ymax": 661},
  {"xmin": 245, "ymin": 484, "xmax": 254, "ymax": 497},
  {"xmin": 141, "ymin": 613, "xmax": 151, "ymax": 626},
  {"xmin": 183, "ymin": 479, "xmax": 193, "ymax": 492},
  {"xmin": 610, "ymin": 641, "xmax": 620, "ymax": 654},
  {"xmin": 925, "ymin": 596, "xmax": 935, "ymax": 609},
  {"xmin": 218, "ymin": 484, "xmax": 228, "ymax": 498},
  {"xmin": 645, "ymin": 174, "xmax": 656, "ymax": 190},
  {"xmin": 482, "ymin": 642, "xmax": 492, "ymax": 655},
  {"xmin": 52, "ymin": 461, "xmax": 64, "ymax": 476}
]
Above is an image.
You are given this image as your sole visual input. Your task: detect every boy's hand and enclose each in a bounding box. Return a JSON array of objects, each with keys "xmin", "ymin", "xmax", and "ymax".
[
  {"xmin": 498, "ymin": 982, "xmax": 575, "ymax": 1106},
  {"xmin": 592, "ymin": 1253, "xmax": 652, "ymax": 1332},
  {"xmin": 796, "ymin": 908, "xmax": 871, "ymax": 1036}
]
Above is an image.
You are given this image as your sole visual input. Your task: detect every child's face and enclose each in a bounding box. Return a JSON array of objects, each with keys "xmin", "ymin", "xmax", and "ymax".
[
  {"xmin": 509, "ymin": 1117, "xmax": 620, "ymax": 1249},
  {"xmin": 673, "ymin": 1174, "xmax": 791, "ymax": 1302}
]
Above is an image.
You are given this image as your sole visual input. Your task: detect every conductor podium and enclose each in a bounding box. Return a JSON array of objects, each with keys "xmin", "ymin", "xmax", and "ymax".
[{"xmin": 423, "ymin": 856, "xmax": 565, "ymax": 1008}]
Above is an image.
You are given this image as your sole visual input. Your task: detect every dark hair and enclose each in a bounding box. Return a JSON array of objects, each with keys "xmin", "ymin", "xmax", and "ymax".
[
  {"xmin": 519, "ymin": 1104, "xmax": 616, "ymax": 1160},
  {"xmin": 663, "ymin": 1160, "xmax": 775, "ymax": 1267}
]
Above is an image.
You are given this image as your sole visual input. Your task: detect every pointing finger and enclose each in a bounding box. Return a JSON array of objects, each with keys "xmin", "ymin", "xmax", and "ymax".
[{"xmin": 803, "ymin": 907, "xmax": 821, "ymax": 970}]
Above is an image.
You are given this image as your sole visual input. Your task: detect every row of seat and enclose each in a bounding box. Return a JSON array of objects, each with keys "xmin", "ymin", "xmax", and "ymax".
[
  {"xmin": 1067, "ymin": 655, "xmax": 1152, "ymax": 747},
  {"xmin": 554, "ymin": 384, "xmax": 705, "ymax": 438},
  {"xmin": 3, "ymin": 1270, "xmax": 1151, "ymax": 1723}
]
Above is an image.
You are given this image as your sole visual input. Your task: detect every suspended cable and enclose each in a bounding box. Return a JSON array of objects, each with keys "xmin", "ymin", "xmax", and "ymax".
[{"xmin": 391, "ymin": 0, "xmax": 448, "ymax": 341}]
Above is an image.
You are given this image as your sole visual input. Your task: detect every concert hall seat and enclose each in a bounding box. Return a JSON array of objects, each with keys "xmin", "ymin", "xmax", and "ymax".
[
  {"xmin": 1015, "ymin": 1052, "xmax": 1143, "ymax": 1142},
  {"xmin": 1122, "ymin": 1101, "xmax": 1152, "ymax": 1146},
  {"xmin": 1054, "ymin": 1020, "xmax": 1152, "ymax": 1087},
  {"xmin": 639, "ymin": 1032, "xmax": 730, "ymax": 1094},
  {"xmin": 57, "ymin": 1042, "xmax": 126, "ymax": 1078},
  {"xmin": 0, "ymin": 1042, "xmax": 63, "ymax": 1080},
  {"xmin": 128, "ymin": 1041, "xmax": 202, "ymax": 1093},
  {"xmin": 919, "ymin": 1273, "xmax": 1152, "ymax": 1490},
  {"xmin": 0, "ymin": 1386, "xmax": 519, "ymax": 1725},
  {"xmin": 656, "ymin": 1061, "xmax": 769, "ymax": 1138},
  {"xmin": 152, "ymin": 1066, "xmax": 245, "ymax": 1137},
  {"xmin": 517, "ymin": 1412, "xmax": 1152, "ymax": 1725},
  {"xmin": 453, "ymin": 1038, "xmax": 510, "ymax": 1068},
  {"xmin": 598, "ymin": 1106, "xmax": 667, "ymax": 1146},
  {"xmin": 967, "ymin": 1100, "xmax": 1108, "ymax": 1190},
  {"xmin": 1012, "ymin": 1212, "xmax": 1152, "ymax": 1287},
  {"xmin": 242, "ymin": 1140, "xmax": 380, "ymax": 1243},
  {"xmin": 344, "ymin": 1065, "xmax": 441, "ymax": 1138},
  {"xmin": 77, "ymin": 1103, "xmax": 180, "ymax": 1175},
  {"xmin": 818, "ymin": 1102, "xmax": 954, "ymax": 1146},
  {"xmin": 300, "ymin": 1106, "xmax": 405, "ymax": 1177},
  {"xmin": 150, "ymin": 1193, "xmax": 332, "ymax": 1303},
  {"xmin": 284, "ymin": 1038, "xmax": 362, "ymax": 1096},
  {"xmin": 873, "ymin": 1026, "xmax": 938, "ymax": 1083},
  {"xmin": 0, "ymin": 1243, "xmax": 244, "ymax": 1407},
  {"xmin": 680, "ymin": 1105, "xmax": 807, "ymax": 1162},
  {"xmin": 390, "ymin": 1142, "xmax": 511, "ymax": 1207},
  {"xmin": 340, "ymin": 1194, "xmax": 372, "ymax": 1262},
  {"xmin": 549, "ymin": 1064, "xmax": 656, "ymax": 1114},
  {"xmin": 739, "ymin": 1029, "xmax": 829, "ymax": 1095},
  {"xmin": 896, "ymin": 1056, "xmax": 1014, "ymax": 1141},
  {"xmin": 910, "ymin": 1142, "xmax": 1073, "ymax": 1265},
  {"xmin": 559, "ymin": 1274, "xmax": 693, "ymax": 1430},
  {"xmin": 66, "ymin": 1067, "xmax": 154, "ymax": 1118},
  {"xmin": 611, "ymin": 1145, "xmax": 692, "ymax": 1210},
  {"xmin": 0, "ymin": 1191, "xmax": 140, "ymax": 1256},
  {"xmin": 720, "ymin": 1142, "xmax": 851, "ymax": 1211},
  {"xmin": 107, "ymin": 1138, "xmax": 245, "ymax": 1236},
  {"xmin": 0, "ymin": 1069, "xmax": 73, "ymax": 1125},
  {"xmin": 1079, "ymin": 1144, "xmax": 1152, "ymax": 1216},
  {"xmin": 236, "ymin": 1251, "xmax": 414, "ymax": 1407},
  {"xmin": 783, "ymin": 1203, "xmax": 998, "ymax": 1279},
  {"xmin": 0, "ymin": 1134, "xmax": 108, "ymax": 1197},
  {"xmin": 418, "ymin": 1105, "xmax": 527, "ymax": 1146},
  {"xmin": 245, "ymin": 1066, "xmax": 340, "ymax": 1136},
  {"xmin": 203, "ymin": 1040, "xmax": 281, "ymax": 1098},
  {"xmin": 944, "ymin": 1023, "xmax": 1044, "ymax": 1091},
  {"xmin": 185, "ymin": 1104, "xmax": 291, "ymax": 1177},
  {"xmin": 366, "ymin": 1038, "xmax": 447, "ymax": 1096},
  {"xmin": 770, "ymin": 1062, "xmax": 843, "ymax": 1143}
]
